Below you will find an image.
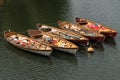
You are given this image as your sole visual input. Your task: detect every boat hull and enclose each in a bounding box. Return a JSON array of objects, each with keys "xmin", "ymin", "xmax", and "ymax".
[
  {"xmin": 16, "ymin": 45, "xmax": 52, "ymax": 56},
  {"xmin": 55, "ymin": 47, "xmax": 78, "ymax": 55},
  {"xmin": 68, "ymin": 39, "xmax": 89, "ymax": 46},
  {"xmin": 86, "ymin": 36, "xmax": 105, "ymax": 42},
  {"xmin": 101, "ymin": 32, "xmax": 117, "ymax": 38}
]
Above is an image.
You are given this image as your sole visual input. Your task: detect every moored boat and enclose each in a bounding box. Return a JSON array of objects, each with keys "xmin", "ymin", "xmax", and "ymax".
[
  {"xmin": 75, "ymin": 18, "xmax": 117, "ymax": 38},
  {"xmin": 36, "ymin": 23, "xmax": 89, "ymax": 46},
  {"xmin": 27, "ymin": 29, "xmax": 78, "ymax": 55},
  {"xmin": 57, "ymin": 20, "xmax": 105, "ymax": 42},
  {"xmin": 4, "ymin": 30, "xmax": 52, "ymax": 56}
]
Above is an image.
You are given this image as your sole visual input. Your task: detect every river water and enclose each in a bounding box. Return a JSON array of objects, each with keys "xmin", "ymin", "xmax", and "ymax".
[{"xmin": 0, "ymin": 0, "xmax": 120, "ymax": 80}]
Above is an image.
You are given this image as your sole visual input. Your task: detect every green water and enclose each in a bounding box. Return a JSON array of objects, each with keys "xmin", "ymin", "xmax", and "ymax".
[{"xmin": 0, "ymin": 0, "xmax": 120, "ymax": 80}]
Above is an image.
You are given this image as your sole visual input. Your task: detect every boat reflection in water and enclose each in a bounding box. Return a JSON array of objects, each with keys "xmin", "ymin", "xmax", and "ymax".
[
  {"xmin": 90, "ymin": 42, "xmax": 104, "ymax": 52},
  {"xmin": 5, "ymin": 41, "xmax": 78, "ymax": 65},
  {"xmin": 103, "ymin": 38, "xmax": 116, "ymax": 46},
  {"xmin": 5, "ymin": 42, "xmax": 54, "ymax": 64},
  {"xmin": 52, "ymin": 50, "xmax": 78, "ymax": 65}
]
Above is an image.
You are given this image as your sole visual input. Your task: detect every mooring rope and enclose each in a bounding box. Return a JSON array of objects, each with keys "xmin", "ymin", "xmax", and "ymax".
[{"xmin": 91, "ymin": 37, "xmax": 104, "ymax": 47}]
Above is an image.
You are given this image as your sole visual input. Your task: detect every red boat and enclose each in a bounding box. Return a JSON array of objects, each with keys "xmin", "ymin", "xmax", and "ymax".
[
  {"xmin": 57, "ymin": 20, "xmax": 105, "ymax": 42},
  {"xmin": 75, "ymin": 18, "xmax": 117, "ymax": 38}
]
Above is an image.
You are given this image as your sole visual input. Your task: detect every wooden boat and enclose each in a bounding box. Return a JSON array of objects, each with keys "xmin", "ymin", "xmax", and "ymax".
[
  {"xmin": 27, "ymin": 29, "xmax": 78, "ymax": 55},
  {"xmin": 75, "ymin": 18, "xmax": 117, "ymax": 38},
  {"xmin": 4, "ymin": 30, "xmax": 52, "ymax": 56},
  {"xmin": 57, "ymin": 20, "xmax": 105, "ymax": 42},
  {"xmin": 36, "ymin": 23, "xmax": 89, "ymax": 46}
]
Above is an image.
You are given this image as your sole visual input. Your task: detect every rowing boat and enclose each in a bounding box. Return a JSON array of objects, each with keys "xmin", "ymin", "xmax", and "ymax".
[
  {"xmin": 36, "ymin": 23, "xmax": 89, "ymax": 46},
  {"xmin": 27, "ymin": 29, "xmax": 78, "ymax": 55},
  {"xmin": 4, "ymin": 30, "xmax": 52, "ymax": 56},
  {"xmin": 57, "ymin": 20, "xmax": 105, "ymax": 42},
  {"xmin": 75, "ymin": 18, "xmax": 117, "ymax": 38}
]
